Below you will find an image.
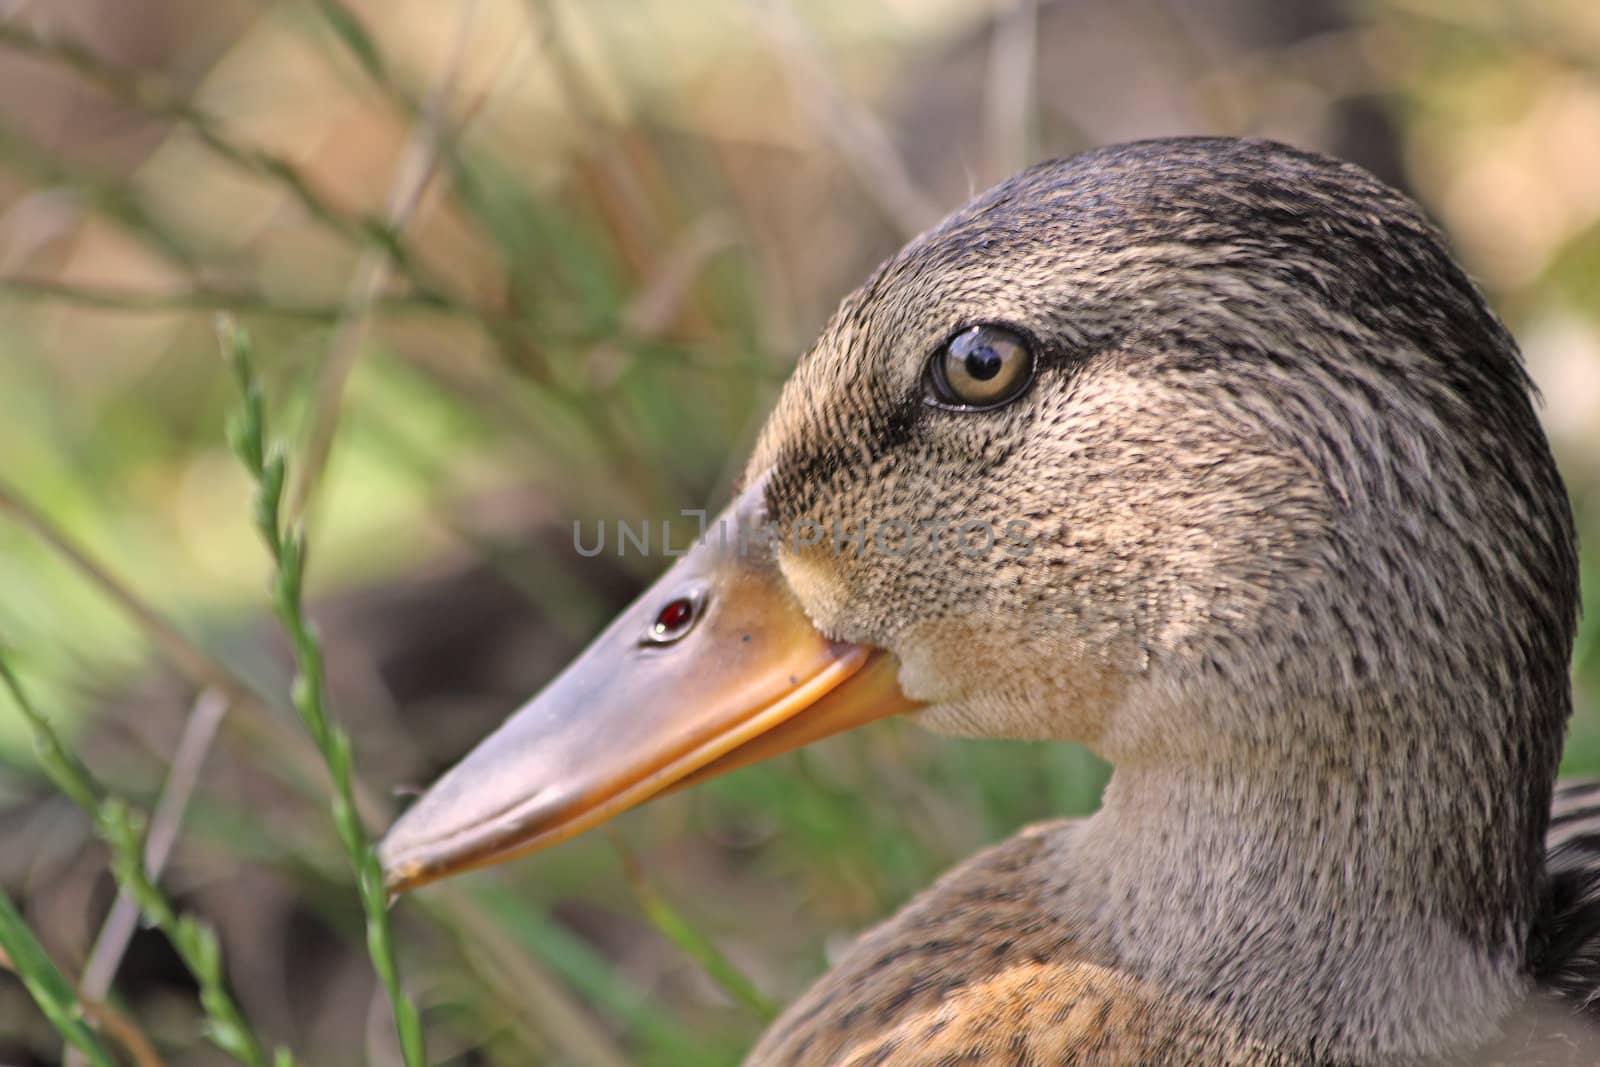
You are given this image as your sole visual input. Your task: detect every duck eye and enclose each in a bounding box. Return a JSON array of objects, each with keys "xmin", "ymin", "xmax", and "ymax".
[
  {"xmin": 926, "ymin": 325, "xmax": 1034, "ymax": 410},
  {"xmin": 645, "ymin": 594, "xmax": 700, "ymax": 645}
]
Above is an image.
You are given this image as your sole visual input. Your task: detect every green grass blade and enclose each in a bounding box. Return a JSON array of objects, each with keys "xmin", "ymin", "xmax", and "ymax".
[
  {"xmin": 614, "ymin": 840, "xmax": 778, "ymax": 1022},
  {"xmin": 0, "ymin": 650, "xmax": 280, "ymax": 1067},
  {"xmin": 220, "ymin": 320, "xmax": 427, "ymax": 1067},
  {"xmin": 0, "ymin": 890, "xmax": 119, "ymax": 1067}
]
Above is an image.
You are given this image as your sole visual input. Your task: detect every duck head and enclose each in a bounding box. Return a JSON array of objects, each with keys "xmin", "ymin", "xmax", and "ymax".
[{"xmin": 380, "ymin": 139, "xmax": 1579, "ymax": 998}]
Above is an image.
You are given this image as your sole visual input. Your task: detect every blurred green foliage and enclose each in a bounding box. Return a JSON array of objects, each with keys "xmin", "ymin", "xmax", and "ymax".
[{"xmin": 0, "ymin": 0, "xmax": 1597, "ymax": 1063}]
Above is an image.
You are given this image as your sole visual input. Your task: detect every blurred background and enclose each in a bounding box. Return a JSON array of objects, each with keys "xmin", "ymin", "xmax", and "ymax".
[{"xmin": 0, "ymin": 0, "xmax": 1597, "ymax": 1063}]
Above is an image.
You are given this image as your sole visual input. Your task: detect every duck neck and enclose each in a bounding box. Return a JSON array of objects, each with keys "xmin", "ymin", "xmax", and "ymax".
[{"xmin": 1065, "ymin": 714, "xmax": 1544, "ymax": 1064}]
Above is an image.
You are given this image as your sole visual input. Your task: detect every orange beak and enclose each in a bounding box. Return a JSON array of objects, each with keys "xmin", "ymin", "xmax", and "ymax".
[{"xmin": 379, "ymin": 479, "xmax": 920, "ymax": 893}]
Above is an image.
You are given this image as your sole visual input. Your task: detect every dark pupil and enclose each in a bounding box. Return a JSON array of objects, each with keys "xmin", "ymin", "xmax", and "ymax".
[
  {"xmin": 655, "ymin": 598, "xmax": 694, "ymax": 635},
  {"xmin": 964, "ymin": 343, "xmax": 1004, "ymax": 381}
]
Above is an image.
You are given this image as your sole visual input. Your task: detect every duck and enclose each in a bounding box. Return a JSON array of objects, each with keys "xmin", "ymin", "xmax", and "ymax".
[{"xmin": 377, "ymin": 137, "xmax": 1600, "ymax": 1065}]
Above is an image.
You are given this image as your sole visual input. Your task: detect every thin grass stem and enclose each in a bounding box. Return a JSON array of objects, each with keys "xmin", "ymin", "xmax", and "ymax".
[
  {"xmin": 219, "ymin": 320, "xmax": 427, "ymax": 1067},
  {"xmin": 0, "ymin": 652, "xmax": 282, "ymax": 1067},
  {"xmin": 0, "ymin": 277, "xmax": 451, "ymax": 321},
  {"xmin": 0, "ymin": 890, "xmax": 119, "ymax": 1067},
  {"xmin": 613, "ymin": 837, "xmax": 779, "ymax": 1022},
  {"xmin": 0, "ymin": 20, "xmax": 455, "ymax": 311}
]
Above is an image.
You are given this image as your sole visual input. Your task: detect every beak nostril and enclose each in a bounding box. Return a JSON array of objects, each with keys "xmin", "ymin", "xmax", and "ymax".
[{"xmin": 646, "ymin": 594, "xmax": 701, "ymax": 644}]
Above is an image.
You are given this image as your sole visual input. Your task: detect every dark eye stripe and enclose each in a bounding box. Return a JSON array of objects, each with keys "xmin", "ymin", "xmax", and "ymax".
[{"xmin": 765, "ymin": 395, "xmax": 920, "ymax": 526}]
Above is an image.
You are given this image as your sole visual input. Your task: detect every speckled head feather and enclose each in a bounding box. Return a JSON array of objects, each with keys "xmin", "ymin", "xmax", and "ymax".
[{"xmin": 741, "ymin": 137, "xmax": 1580, "ymax": 1064}]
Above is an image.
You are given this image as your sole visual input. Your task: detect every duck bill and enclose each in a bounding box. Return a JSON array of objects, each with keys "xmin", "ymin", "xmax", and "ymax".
[{"xmin": 379, "ymin": 482, "xmax": 920, "ymax": 894}]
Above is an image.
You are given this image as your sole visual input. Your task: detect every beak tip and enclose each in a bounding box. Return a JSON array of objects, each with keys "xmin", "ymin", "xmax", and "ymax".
[
  {"xmin": 376, "ymin": 819, "xmax": 429, "ymax": 896},
  {"xmin": 377, "ymin": 847, "xmax": 425, "ymax": 897}
]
